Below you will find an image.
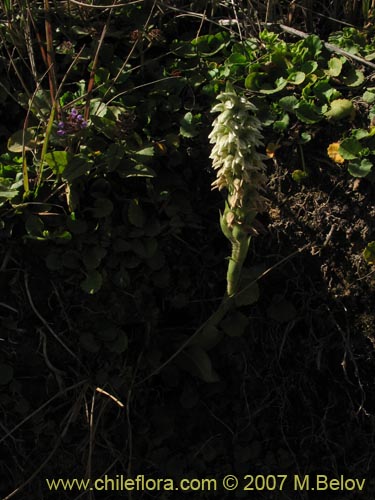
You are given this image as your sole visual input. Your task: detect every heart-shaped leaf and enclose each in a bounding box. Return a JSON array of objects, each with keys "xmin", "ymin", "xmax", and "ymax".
[{"xmin": 81, "ymin": 270, "xmax": 103, "ymax": 294}]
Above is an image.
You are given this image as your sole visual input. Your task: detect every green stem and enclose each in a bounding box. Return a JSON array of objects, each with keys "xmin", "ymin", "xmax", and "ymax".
[
  {"xmin": 226, "ymin": 228, "xmax": 251, "ymax": 297},
  {"xmin": 34, "ymin": 103, "xmax": 56, "ymax": 198},
  {"xmin": 220, "ymin": 208, "xmax": 252, "ymax": 297},
  {"xmin": 22, "ymin": 154, "xmax": 29, "ymax": 199}
]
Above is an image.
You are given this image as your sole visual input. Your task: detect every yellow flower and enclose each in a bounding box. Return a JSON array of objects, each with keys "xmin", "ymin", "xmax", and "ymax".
[
  {"xmin": 327, "ymin": 142, "xmax": 345, "ymax": 164},
  {"xmin": 266, "ymin": 142, "xmax": 280, "ymax": 158}
]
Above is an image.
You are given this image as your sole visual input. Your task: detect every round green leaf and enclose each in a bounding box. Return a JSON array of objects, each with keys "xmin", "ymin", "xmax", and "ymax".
[
  {"xmin": 62, "ymin": 156, "xmax": 94, "ymax": 182},
  {"xmin": 348, "ymin": 159, "xmax": 372, "ymax": 178},
  {"xmin": 80, "ymin": 270, "xmax": 103, "ymax": 294},
  {"xmin": 287, "ymin": 71, "xmax": 305, "ymax": 85},
  {"xmin": 44, "ymin": 151, "xmax": 70, "ymax": 175},
  {"xmin": 191, "ymin": 325, "xmax": 222, "ymax": 350},
  {"xmin": 259, "ymin": 77, "xmax": 287, "ymax": 94},
  {"xmin": 300, "ymin": 60, "xmax": 318, "ymax": 74},
  {"xmin": 339, "ymin": 137, "xmax": 362, "ymax": 160},
  {"xmin": 278, "ymin": 96, "xmax": 298, "ymax": 112},
  {"xmin": 83, "ymin": 246, "xmax": 107, "ymax": 270},
  {"xmin": 180, "ymin": 112, "xmax": 198, "ymax": 138},
  {"xmin": 220, "ymin": 311, "xmax": 249, "ymax": 337},
  {"xmin": 295, "ymin": 102, "xmax": 322, "ymax": 124},
  {"xmin": 342, "ymin": 68, "xmax": 364, "ymax": 87},
  {"xmin": 353, "ymin": 129, "xmax": 370, "ymax": 140},
  {"xmin": 325, "ymin": 99, "xmax": 354, "ymax": 121},
  {"xmin": 326, "ymin": 57, "xmax": 343, "ymax": 77}
]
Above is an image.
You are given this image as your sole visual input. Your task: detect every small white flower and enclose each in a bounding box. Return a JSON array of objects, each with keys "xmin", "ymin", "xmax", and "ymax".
[{"xmin": 209, "ymin": 84, "xmax": 267, "ymax": 223}]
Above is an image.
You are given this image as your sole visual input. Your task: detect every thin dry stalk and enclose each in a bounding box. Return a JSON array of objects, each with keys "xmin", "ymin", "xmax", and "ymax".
[{"xmin": 44, "ymin": 0, "xmax": 57, "ymax": 105}]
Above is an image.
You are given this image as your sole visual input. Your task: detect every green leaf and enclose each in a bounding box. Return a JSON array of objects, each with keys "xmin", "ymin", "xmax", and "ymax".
[
  {"xmin": 52, "ymin": 230, "xmax": 72, "ymax": 242},
  {"xmin": 325, "ymin": 99, "xmax": 354, "ymax": 120},
  {"xmin": 326, "ymin": 57, "xmax": 343, "ymax": 77},
  {"xmin": 0, "ymin": 183, "xmax": 20, "ymax": 202},
  {"xmin": 191, "ymin": 324, "xmax": 222, "ymax": 350},
  {"xmin": 259, "ymin": 77, "xmax": 287, "ymax": 94},
  {"xmin": 342, "ymin": 67, "xmax": 365, "ymax": 86},
  {"xmin": 235, "ymin": 266, "xmax": 261, "ymax": 307},
  {"xmin": 339, "ymin": 137, "xmax": 362, "ymax": 160},
  {"xmin": 62, "ymin": 155, "xmax": 94, "ymax": 182},
  {"xmin": 184, "ymin": 346, "xmax": 220, "ymax": 383},
  {"xmin": 135, "ymin": 146, "xmax": 154, "ymax": 157},
  {"xmin": 7, "ymin": 128, "xmax": 40, "ymax": 152},
  {"xmin": 301, "ymin": 34, "xmax": 323, "ymax": 59},
  {"xmin": 226, "ymin": 52, "xmax": 248, "ymax": 65},
  {"xmin": 245, "ymin": 71, "xmax": 266, "ymax": 91},
  {"xmin": 353, "ymin": 129, "xmax": 370, "ymax": 140},
  {"xmin": 0, "ymin": 363, "xmax": 14, "ymax": 385},
  {"xmin": 292, "ymin": 169, "xmax": 309, "ymax": 183},
  {"xmin": 112, "ymin": 265, "xmax": 130, "ymax": 289},
  {"xmin": 90, "ymin": 115, "xmax": 117, "ymax": 139},
  {"xmin": 363, "ymin": 90, "xmax": 375, "ymax": 104},
  {"xmin": 278, "ymin": 96, "xmax": 298, "ymax": 112},
  {"xmin": 44, "ymin": 151, "xmax": 71, "ymax": 174},
  {"xmin": 295, "ymin": 102, "xmax": 322, "ymax": 124},
  {"xmin": 80, "ymin": 270, "xmax": 103, "ymax": 294},
  {"xmin": 273, "ymin": 113, "xmax": 289, "ymax": 132},
  {"xmin": 220, "ymin": 311, "xmax": 249, "ymax": 337},
  {"xmin": 105, "ymin": 143, "xmax": 125, "ymax": 171},
  {"xmin": 363, "ymin": 241, "xmax": 375, "ymax": 264},
  {"xmin": 287, "ymin": 71, "xmax": 305, "ymax": 85},
  {"xmin": 25, "ymin": 214, "xmax": 44, "ymax": 236},
  {"xmin": 180, "ymin": 112, "xmax": 198, "ymax": 138},
  {"xmin": 191, "ymin": 32, "xmax": 229, "ymax": 56},
  {"xmin": 128, "ymin": 199, "xmax": 145, "ymax": 227},
  {"xmin": 83, "ymin": 246, "xmax": 107, "ymax": 270},
  {"xmin": 300, "ymin": 132, "xmax": 312, "ymax": 143},
  {"xmin": 300, "ymin": 60, "xmax": 318, "ymax": 74},
  {"xmin": 348, "ymin": 159, "xmax": 372, "ymax": 177}
]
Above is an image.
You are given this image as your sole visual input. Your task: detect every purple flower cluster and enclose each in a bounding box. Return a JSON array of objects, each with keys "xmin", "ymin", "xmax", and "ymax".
[{"xmin": 57, "ymin": 108, "xmax": 88, "ymax": 136}]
